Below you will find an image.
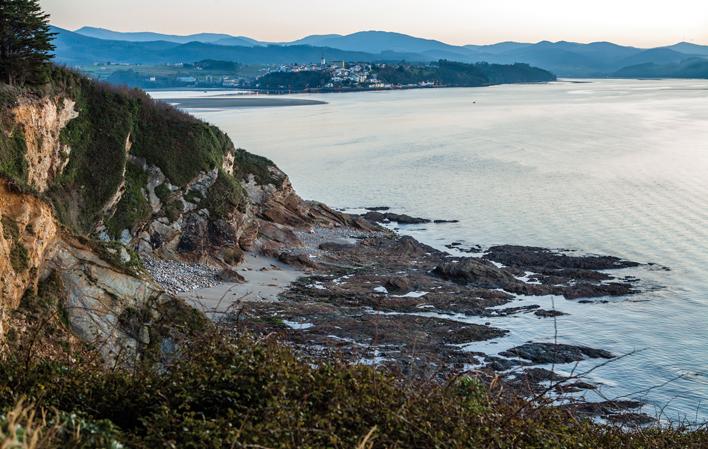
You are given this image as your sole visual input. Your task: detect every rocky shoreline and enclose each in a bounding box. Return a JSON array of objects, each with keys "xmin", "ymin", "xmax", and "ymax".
[{"xmin": 161, "ymin": 209, "xmax": 657, "ymax": 424}]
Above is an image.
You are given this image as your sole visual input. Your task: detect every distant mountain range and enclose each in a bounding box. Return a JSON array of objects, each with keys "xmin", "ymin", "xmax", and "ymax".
[{"xmin": 51, "ymin": 26, "xmax": 708, "ymax": 78}]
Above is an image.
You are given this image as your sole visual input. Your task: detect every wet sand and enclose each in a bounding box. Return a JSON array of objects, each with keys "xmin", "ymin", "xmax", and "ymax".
[
  {"xmin": 180, "ymin": 253, "xmax": 304, "ymax": 319},
  {"xmin": 162, "ymin": 97, "xmax": 327, "ymax": 109}
]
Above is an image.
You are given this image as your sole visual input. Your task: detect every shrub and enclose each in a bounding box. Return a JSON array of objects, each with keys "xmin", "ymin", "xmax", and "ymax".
[
  {"xmin": 202, "ymin": 170, "xmax": 247, "ymax": 219},
  {"xmin": 0, "ymin": 329, "xmax": 705, "ymax": 449},
  {"xmin": 233, "ymin": 148, "xmax": 286, "ymax": 187}
]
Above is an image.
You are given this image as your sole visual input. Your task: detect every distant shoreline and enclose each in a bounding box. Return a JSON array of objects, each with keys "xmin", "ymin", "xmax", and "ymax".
[{"xmin": 161, "ymin": 97, "xmax": 328, "ymax": 108}]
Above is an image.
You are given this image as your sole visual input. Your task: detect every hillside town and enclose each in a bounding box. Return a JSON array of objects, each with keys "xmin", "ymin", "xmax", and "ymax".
[
  {"xmin": 88, "ymin": 59, "xmax": 441, "ymax": 90},
  {"xmin": 267, "ymin": 59, "xmax": 412, "ymax": 89}
]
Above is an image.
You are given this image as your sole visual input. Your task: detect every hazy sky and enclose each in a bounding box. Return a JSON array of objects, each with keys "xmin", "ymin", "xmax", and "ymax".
[{"xmin": 42, "ymin": 0, "xmax": 708, "ymax": 47}]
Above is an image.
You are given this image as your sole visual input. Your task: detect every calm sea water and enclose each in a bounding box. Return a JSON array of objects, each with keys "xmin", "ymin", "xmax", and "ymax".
[{"xmin": 152, "ymin": 80, "xmax": 708, "ymax": 422}]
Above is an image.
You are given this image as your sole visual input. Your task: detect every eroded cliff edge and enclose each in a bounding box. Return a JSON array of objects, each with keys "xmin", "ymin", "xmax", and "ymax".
[{"xmin": 0, "ymin": 68, "xmax": 370, "ymax": 361}]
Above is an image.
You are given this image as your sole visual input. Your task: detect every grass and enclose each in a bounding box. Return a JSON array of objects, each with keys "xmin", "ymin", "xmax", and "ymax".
[
  {"xmin": 1, "ymin": 67, "xmax": 289, "ymax": 240},
  {"xmin": 0, "ymin": 67, "xmax": 245, "ymax": 237}
]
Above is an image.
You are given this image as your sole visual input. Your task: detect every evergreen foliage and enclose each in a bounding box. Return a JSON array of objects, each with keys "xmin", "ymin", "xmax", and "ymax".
[{"xmin": 0, "ymin": 0, "xmax": 55, "ymax": 85}]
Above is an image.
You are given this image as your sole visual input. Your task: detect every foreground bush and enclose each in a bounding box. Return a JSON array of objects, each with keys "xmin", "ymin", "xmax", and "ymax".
[{"xmin": 0, "ymin": 329, "xmax": 705, "ymax": 449}]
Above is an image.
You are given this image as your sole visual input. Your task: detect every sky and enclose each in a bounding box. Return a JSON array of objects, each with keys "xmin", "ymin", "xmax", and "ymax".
[{"xmin": 42, "ymin": 0, "xmax": 708, "ymax": 47}]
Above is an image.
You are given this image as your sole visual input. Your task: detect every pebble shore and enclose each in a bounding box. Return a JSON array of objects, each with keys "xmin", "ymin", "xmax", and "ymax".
[{"xmin": 143, "ymin": 256, "xmax": 220, "ymax": 295}]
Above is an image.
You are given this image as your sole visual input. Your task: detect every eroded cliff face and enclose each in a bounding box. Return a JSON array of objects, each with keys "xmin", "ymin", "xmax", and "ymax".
[
  {"xmin": 0, "ymin": 179, "xmax": 198, "ymax": 363},
  {"xmin": 10, "ymin": 96, "xmax": 78, "ymax": 192},
  {"xmin": 0, "ymin": 182, "xmax": 59, "ymax": 313},
  {"xmin": 0, "ymin": 75, "xmax": 364, "ymax": 360}
]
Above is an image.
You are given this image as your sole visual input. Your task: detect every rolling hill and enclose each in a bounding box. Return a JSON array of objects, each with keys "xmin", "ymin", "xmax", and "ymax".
[
  {"xmin": 52, "ymin": 27, "xmax": 400, "ymax": 66},
  {"xmin": 75, "ymin": 26, "xmax": 260, "ymax": 46},
  {"xmin": 58, "ymin": 26, "xmax": 708, "ymax": 77}
]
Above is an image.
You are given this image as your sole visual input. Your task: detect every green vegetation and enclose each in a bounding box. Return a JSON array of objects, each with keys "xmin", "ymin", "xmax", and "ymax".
[
  {"xmin": 49, "ymin": 70, "xmax": 136, "ymax": 233},
  {"xmin": 189, "ymin": 60, "xmax": 241, "ymax": 71},
  {"xmin": 9, "ymin": 240, "xmax": 29, "ymax": 272},
  {"xmin": 1, "ymin": 215, "xmax": 19, "ymax": 241},
  {"xmin": 256, "ymin": 70, "xmax": 332, "ymax": 91},
  {"xmin": 233, "ymin": 148, "xmax": 286, "ymax": 187},
  {"xmin": 0, "ymin": 0, "xmax": 55, "ymax": 86},
  {"xmin": 0, "ymin": 85, "xmax": 29, "ymax": 185},
  {"xmin": 153, "ymin": 183, "xmax": 171, "ymax": 203},
  {"xmin": 0, "ymin": 65, "xmax": 241, "ymax": 236},
  {"xmin": 105, "ymin": 162, "xmax": 151, "ymax": 239},
  {"xmin": 614, "ymin": 58, "xmax": 708, "ymax": 79},
  {"xmin": 2, "ymin": 215, "xmax": 29, "ymax": 273},
  {"xmin": 375, "ymin": 60, "xmax": 556, "ymax": 86},
  {"xmin": 131, "ymin": 97, "xmax": 231, "ymax": 187},
  {"xmin": 163, "ymin": 197, "xmax": 184, "ymax": 223},
  {"xmin": 0, "ymin": 328, "xmax": 705, "ymax": 448},
  {"xmin": 183, "ymin": 189, "xmax": 203, "ymax": 205},
  {"xmin": 203, "ymin": 170, "xmax": 247, "ymax": 219},
  {"xmin": 0, "ymin": 127, "xmax": 28, "ymax": 185},
  {"xmin": 88, "ymin": 240, "xmax": 145, "ymax": 277}
]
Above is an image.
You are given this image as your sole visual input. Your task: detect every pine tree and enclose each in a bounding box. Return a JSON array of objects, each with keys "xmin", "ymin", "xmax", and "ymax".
[{"xmin": 0, "ymin": 0, "xmax": 55, "ymax": 86}]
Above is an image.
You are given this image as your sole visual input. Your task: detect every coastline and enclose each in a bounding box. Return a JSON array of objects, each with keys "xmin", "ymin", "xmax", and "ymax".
[
  {"xmin": 161, "ymin": 97, "xmax": 327, "ymax": 108},
  {"xmin": 169, "ymin": 210, "xmax": 655, "ymax": 424}
]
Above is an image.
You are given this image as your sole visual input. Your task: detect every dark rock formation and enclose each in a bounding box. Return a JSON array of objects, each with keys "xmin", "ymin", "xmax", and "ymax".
[
  {"xmin": 500, "ymin": 343, "xmax": 614, "ymax": 364},
  {"xmin": 362, "ymin": 211, "xmax": 430, "ymax": 224},
  {"xmin": 484, "ymin": 245, "xmax": 639, "ymax": 271}
]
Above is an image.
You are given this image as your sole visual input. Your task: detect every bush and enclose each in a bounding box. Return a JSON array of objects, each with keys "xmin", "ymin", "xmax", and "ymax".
[
  {"xmin": 233, "ymin": 148, "xmax": 286, "ymax": 187},
  {"xmin": 202, "ymin": 170, "xmax": 247, "ymax": 219},
  {"xmin": 0, "ymin": 329, "xmax": 705, "ymax": 449}
]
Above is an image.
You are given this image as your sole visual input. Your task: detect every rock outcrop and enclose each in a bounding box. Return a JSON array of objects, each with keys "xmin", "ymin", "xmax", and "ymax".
[
  {"xmin": 0, "ymin": 181, "xmax": 60, "ymax": 313},
  {"xmin": 0, "ymin": 178, "xmax": 199, "ymax": 363},
  {"xmin": 10, "ymin": 95, "xmax": 78, "ymax": 192},
  {"xmin": 0, "ymin": 71, "xmax": 369, "ymax": 360}
]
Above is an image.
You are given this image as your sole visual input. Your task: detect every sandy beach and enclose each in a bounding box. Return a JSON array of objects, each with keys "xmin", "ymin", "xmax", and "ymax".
[
  {"xmin": 162, "ymin": 97, "xmax": 327, "ymax": 109},
  {"xmin": 180, "ymin": 253, "xmax": 304, "ymax": 319}
]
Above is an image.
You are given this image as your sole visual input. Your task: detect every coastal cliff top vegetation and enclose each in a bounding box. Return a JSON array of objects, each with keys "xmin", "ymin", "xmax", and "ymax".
[
  {"xmin": 1, "ymin": 2, "xmax": 707, "ymax": 448},
  {"xmin": 1, "ymin": 308, "xmax": 706, "ymax": 449},
  {"xmin": 0, "ymin": 63, "xmax": 251, "ymax": 235}
]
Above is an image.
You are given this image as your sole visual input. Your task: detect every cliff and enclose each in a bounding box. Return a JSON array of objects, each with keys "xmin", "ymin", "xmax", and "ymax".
[{"xmin": 0, "ymin": 67, "xmax": 365, "ymax": 361}]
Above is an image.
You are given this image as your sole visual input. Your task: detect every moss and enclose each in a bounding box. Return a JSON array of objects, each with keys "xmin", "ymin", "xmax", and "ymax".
[
  {"xmin": 1, "ymin": 215, "xmax": 19, "ymax": 242},
  {"xmin": 233, "ymin": 148, "xmax": 286, "ymax": 187},
  {"xmin": 202, "ymin": 170, "xmax": 247, "ymax": 220},
  {"xmin": 183, "ymin": 189, "xmax": 203, "ymax": 205},
  {"xmin": 153, "ymin": 183, "xmax": 171, "ymax": 203},
  {"xmin": 9, "ymin": 241, "xmax": 29, "ymax": 273},
  {"xmin": 0, "ymin": 129, "xmax": 29, "ymax": 185},
  {"xmin": 164, "ymin": 198, "xmax": 184, "ymax": 223},
  {"xmin": 105, "ymin": 162, "xmax": 151, "ymax": 239}
]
